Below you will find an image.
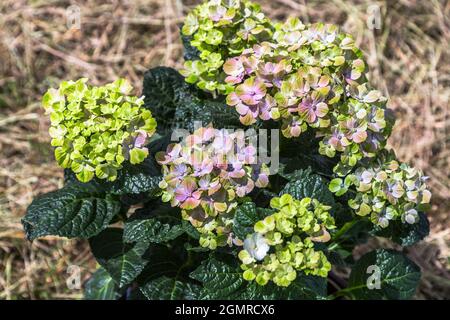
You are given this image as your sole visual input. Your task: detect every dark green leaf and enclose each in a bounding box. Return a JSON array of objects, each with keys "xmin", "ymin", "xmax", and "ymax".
[
  {"xmin": 140, "ymin": 276, "xmax": 201, "ymax": 300},
  {"xmin": 279, "ymin": 133, "xmax": 337, "ymax": 177},
  {"xmin": 182, "ymin": 220, "xmax": 201, "ymax": 240},
  {"xmin": 280, "ymin": 168, "xmax": 335, "ymax": 207},
  {"xmin": 142, "ymin": 67, "xmax": 242, "ymax": 133},
  {"xmin": 123, "ymin": 205, "xmax": 185, "ymax": 244},
  {"xmin": 89, "ymin": 228, "xmax": 151, "ymax": 288},
  {"xmin": 346, "ymin": 249, "xmax": 421, "ymax": 299},
  {"xmin": 173, "ymin": 97, "xmax": 242, "ymax": 132},
  {"xmin": 190, "ymin": 257, "xmax": 245, "ymax": 299},
  {"xmin": 84, "ymin": 267, "xmax": 122, "ymax": 300},
  {"xmin": 22, "ymin": 183, "xmax": 120, "ymax": 240},
  {"xmin": 182, "ymin": 33, "xmax": 200, "ymax": 61},
  {"xmin": 135, "ymin": 239, "xmax": 192, "ymax": 289},
  {"xmin": 109, "ymin": 165, "xmax": 160, "ymax": 195},
  {"xmin": 142, "ymin": 67, "xmax": 188, "ymax": 132}
]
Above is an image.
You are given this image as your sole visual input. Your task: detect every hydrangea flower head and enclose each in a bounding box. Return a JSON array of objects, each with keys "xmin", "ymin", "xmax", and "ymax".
[
  {"xmin": 157, "ymin": 127, "xmax": 270, "ymax": 249},
  {"xmin": 43, "ymin": 78, "xmax": 157, "ymax": 182},
  {"xmin": 181, "ymin": 0, "xmax": 273, "ymax": 94},
  {"xmin": 329, "ymin": 150, "xmax": 431, "ymax": 228},
  {"xmin": 238, "ymin": 194, "xmax": 335, "ymax": 287}
]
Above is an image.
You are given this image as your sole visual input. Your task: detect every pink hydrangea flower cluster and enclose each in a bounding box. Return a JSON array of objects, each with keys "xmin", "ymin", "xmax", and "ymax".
[
  {"xmin": 221, "ymin": 18, "xmax": 394, "ymax": 173},
  {"xmin": 156, "ymin": 127, "xmax": 270, "ymax": 249}
]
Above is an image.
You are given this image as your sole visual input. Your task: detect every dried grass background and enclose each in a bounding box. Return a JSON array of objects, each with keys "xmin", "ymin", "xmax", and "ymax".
[{"xmin": 0, "ymin": 0, "xmax": 448, "ymax": 299}]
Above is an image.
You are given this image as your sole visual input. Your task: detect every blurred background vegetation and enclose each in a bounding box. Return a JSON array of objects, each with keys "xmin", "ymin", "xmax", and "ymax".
[{"xmin": 0, "ymin": 0, "xmax": 448, "ymax": 299}]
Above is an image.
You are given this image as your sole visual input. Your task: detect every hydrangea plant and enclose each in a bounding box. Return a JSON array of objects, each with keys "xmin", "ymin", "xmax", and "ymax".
[{"xmin": 23, "ymin": 0, "xmax": 431, "ymax": 301}]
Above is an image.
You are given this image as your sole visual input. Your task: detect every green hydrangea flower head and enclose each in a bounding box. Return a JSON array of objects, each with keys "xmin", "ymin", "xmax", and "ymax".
[
  {"xmin": 238, "ymin": 194, "xmax": 335, "ymax": 287},
  {"xmin": 329, "ymin": 149, "xmax": 431, "ymax": 228},
  {"xmin": 42, "ymin": 78, "xmax": 157, "ymax": 183}
]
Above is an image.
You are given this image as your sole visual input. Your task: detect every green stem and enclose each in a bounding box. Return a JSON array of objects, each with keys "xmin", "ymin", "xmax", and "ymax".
[{"xmin": 329, "ymin": 219, "xmax": 359, "ymax": 247}]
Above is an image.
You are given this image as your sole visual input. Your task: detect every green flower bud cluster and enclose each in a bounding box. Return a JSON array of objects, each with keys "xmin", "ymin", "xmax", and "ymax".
[
  {"xmin": 181, "ymin": 0, "xmax": 273, "ymax": 94},
  {"xmin": 196, "ymin": 212, "xmax": 240, "ymax": 250},
  {"xmin": 238, "ymin": 194, "xmax": 335, "ymax": 287},
  {"xmin": 42, "ymin": 78, "xmax": 157, "ymax": 182},
  {"xmin": 329, "ymin": 150, "xmax": 431, "ymax": 228}
]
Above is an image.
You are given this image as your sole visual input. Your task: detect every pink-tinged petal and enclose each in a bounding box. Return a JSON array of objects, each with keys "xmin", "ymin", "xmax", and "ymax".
[
  {"xmin": 255, "ymin": 174, "xmax": 269, "ymax": 188},
  {"xmin": 192, "ymin": 190, "xmax": 203, "ymax": 200},
  {"xmin": 236, "ymin": 103, "xmax": 250, "ymax": 115},
  {"xmin": 185, "ymin": 134, "xmax": 203, "ymax": 147},
  {"xmin": 225, "ymin": 76, "xmax": 243, "ymax": 84},
  {"xmin": 243, "ymin": 145, "xmax": 257, "ymax": 157},
  {"xmin": 208, "ymin": 183, "xmax": 221, "ymax": 196},
  {"xmin": 290, "ymin": 125, "xmax": 302, "ymax": 137},
  {"xmin": 134, "ymin": 130, "xmax": 148, "ymax": 147},
  {"xmin": 245, "ymin": 180, "xmax": 255, "ymax": 193},
  {"xmin": 243, "ymin": 155, "xmax": 256, "ymax": 164},
  {"xmin": 203, "ymin": 162, "xmax": 214, "ymax": 175},
  {"xmin": 298, "ymin": 101, "xmax": 310, "ymax": 114},
  {"xmin": 236, "ymin": 186, "xmax": 246, "ymax": 198},
  {"xmin": 202, "ymin": 127, "xmax": 216, "ymax": 141},
  {"xmin": 168, "ymin": 143, "xmax": 181, "ymax": 157},
  {"xmin": 318, "ymin": 75, "xmax": 330, "ymax": 87},
  {"xmin": 181, "ymin": 197, "xmax": 201, "ymax": 209},
  {"xmin": 244, "ymin": 56, "xmax": 259, "ymax": 73},
  {"xmin": 229, "ymin": 169, "xmax": 246, "ymax": 179},
  {"xmin": 240, "ymin": 94, "xmax": 260, "ymax": 106},
  {"xmin": 198, "ymin": 177, "xmax": 209, "ymax": 190},
  {"xmin": 303, "ymin": 109, "xmax": 317, "ymax": 123},
  {"xmin": 184, "ymin": 178, "xmax": 197, "ymax": 192},
  {"xmin": 232, "ymin": 161, "xmax": 243, "ymax": 171},
  {"xmin": 315, "ymin": 102, "xmax": 328, "ymax": 118},
  {"xmin": 226, "ymin": 92, "xmax": 240, "ymax": 106},
  {"xmin": 288, "ymin": 105, "xmax": 300, "ymax": 114},
  {"xmin": 328, "ymin": 137, "xmax": 339, "ymax": 149},
  {"xmin": 352, "ymin": 130, "xmax": 367, "ymax": 143},
  {"xmin": 223, "ymin": 58, "xmax": 244, "ymax": 76},
  {"xmin": 240, "ymin": 113, "xmax": 257, "ymax": 125},
  {"xmin": 260, "ymin": 109, "xmax": 271, "ymax": 120},
  {"xmin": 175, "ymin": 189, "xmax": 188, "ymax": 202}
]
